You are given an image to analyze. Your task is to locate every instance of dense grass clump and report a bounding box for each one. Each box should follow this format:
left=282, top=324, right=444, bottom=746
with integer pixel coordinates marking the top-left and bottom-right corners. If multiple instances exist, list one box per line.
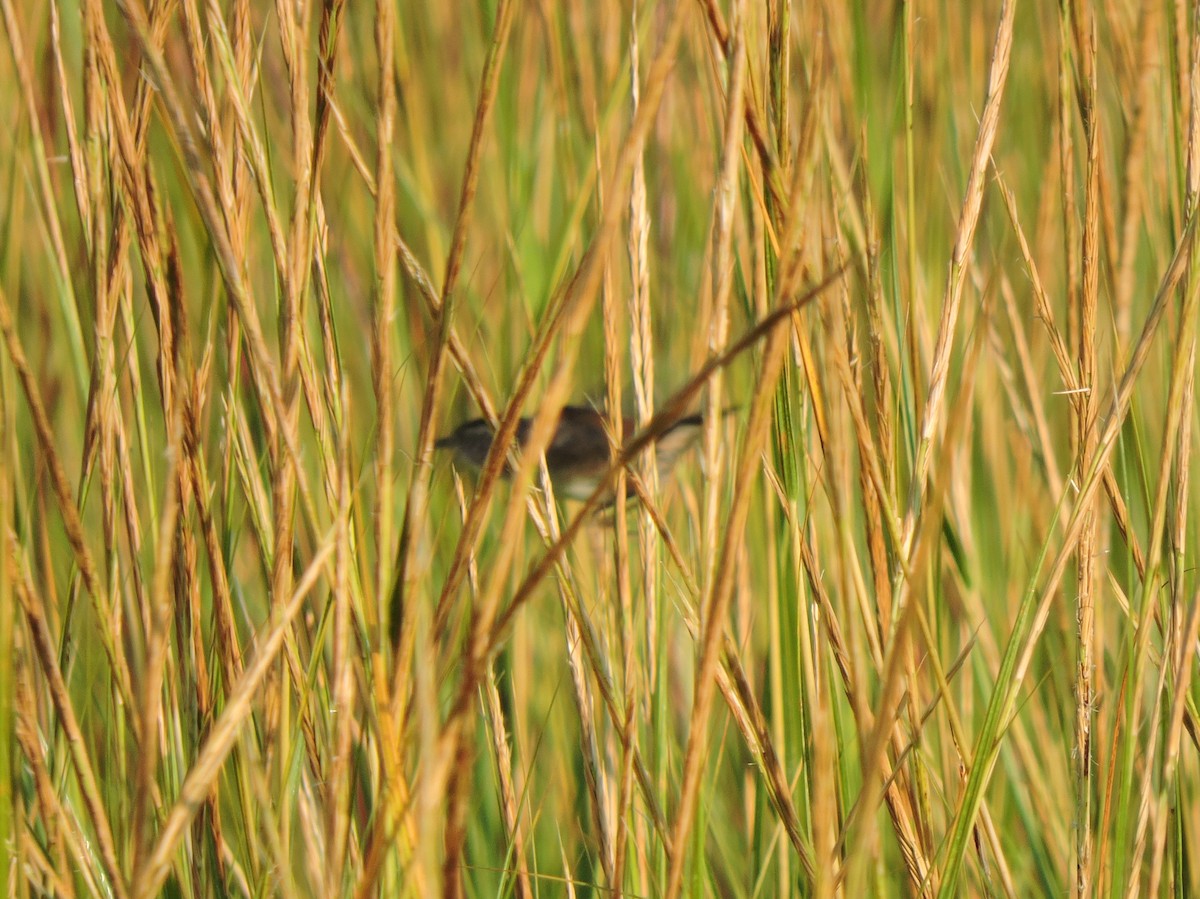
left=2, top=0, right=1199, bottom=895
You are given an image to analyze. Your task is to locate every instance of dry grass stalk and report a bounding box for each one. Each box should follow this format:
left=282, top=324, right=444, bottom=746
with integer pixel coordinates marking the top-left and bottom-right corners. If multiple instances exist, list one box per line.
left=6, top=1, right=1200, bottom=895
left=1067, top=8, right=1101, bottom=894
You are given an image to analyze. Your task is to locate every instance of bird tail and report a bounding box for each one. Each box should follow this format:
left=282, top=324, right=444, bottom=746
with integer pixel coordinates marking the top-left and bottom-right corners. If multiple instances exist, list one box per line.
left=652, top=406, right=738, bottom=476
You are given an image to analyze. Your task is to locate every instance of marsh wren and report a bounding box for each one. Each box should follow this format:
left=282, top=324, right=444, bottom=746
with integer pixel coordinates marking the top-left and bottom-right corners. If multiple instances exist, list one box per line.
left=435, top=404, right=712, bottom=501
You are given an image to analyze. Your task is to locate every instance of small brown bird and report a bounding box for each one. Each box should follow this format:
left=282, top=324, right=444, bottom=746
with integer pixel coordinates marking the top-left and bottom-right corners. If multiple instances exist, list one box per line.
left=435, top=404, right=712, bottom=501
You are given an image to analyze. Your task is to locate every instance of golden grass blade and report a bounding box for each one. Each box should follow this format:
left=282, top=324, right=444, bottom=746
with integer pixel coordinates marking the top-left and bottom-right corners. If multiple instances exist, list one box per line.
left=132, top=533, right=337, bottom=899
left=8, top=535, right=129, bottom=899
